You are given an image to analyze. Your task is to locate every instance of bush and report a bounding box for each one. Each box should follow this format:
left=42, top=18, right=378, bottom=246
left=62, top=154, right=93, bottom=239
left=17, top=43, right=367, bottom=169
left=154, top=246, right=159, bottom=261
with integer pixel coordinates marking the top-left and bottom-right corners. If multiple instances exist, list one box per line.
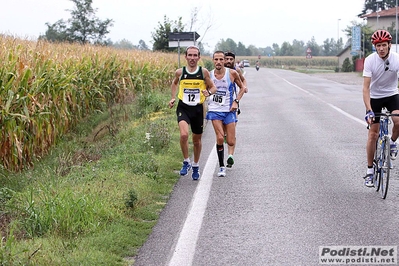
left=146, top=119, right=171, bottom=152
left=124, top=188, right=138, bottom=209
left=341, top=58, right=353, bottom=72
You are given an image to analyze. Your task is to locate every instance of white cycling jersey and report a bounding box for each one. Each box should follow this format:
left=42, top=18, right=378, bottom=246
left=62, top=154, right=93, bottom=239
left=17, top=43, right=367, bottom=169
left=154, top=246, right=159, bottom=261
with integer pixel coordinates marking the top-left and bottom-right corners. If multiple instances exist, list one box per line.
left=363, top=51, right=399, bottom=99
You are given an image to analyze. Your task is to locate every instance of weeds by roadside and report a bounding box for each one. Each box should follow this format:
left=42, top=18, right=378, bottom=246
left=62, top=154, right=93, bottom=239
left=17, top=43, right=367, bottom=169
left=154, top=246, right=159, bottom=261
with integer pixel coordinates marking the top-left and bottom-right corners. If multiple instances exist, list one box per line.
left=0, top=89, right=182, bottom=265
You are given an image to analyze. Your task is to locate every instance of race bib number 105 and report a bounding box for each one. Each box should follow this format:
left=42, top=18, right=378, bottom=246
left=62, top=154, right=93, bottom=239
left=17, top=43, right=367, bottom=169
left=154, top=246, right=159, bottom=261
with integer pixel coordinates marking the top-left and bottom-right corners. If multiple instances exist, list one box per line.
left=211, top=91, right=226, bottom=105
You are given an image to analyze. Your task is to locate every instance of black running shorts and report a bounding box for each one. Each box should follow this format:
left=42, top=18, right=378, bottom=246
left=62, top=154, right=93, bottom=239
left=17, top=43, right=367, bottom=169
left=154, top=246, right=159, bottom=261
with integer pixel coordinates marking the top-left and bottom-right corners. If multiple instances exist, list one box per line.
left=176, top=100, right=204, bottom=134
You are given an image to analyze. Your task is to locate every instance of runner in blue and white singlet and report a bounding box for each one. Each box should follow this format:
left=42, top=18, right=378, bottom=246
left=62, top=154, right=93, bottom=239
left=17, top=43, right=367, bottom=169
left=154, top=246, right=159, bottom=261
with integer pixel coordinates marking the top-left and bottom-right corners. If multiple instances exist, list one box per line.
left=207, top=68, right=236, bottom=114
left=206, top=51, right=246, bottom=177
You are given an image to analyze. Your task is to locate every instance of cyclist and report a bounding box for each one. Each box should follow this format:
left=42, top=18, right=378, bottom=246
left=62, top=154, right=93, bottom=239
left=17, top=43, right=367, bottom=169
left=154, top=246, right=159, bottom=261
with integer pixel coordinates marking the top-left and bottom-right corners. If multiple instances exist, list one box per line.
left=224, top=51, right=248, bottom=168
left=363, top=29, right=399, bottom=187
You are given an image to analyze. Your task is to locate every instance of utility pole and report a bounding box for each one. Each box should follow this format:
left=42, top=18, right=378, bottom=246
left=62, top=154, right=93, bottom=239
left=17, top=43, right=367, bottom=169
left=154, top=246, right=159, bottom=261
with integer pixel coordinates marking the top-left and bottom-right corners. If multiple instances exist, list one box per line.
left=377, top=0, right=383, bottom=27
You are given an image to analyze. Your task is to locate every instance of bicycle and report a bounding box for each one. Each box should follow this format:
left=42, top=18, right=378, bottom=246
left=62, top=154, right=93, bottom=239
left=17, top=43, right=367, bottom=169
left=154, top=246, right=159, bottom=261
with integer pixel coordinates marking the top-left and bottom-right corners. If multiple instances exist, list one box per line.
left=371, top=108, right=399, bottom=199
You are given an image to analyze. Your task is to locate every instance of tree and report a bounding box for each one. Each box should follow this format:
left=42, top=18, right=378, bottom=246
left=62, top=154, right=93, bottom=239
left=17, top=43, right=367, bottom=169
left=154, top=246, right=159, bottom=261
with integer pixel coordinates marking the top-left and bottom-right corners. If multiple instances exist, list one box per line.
left=215, top=38, right=237, bottom=53
left=263, top=46, right=274, bottom=56
left=236, top=42, right=247, bottom=56
left=280, top=42, right=293, bottom=56
left=40, top=0, right=113, bottom=44
left=113, top=39, right=135, bottom=50
left=306, top=37, right=320, bottom=56
left=272, top=43, right=280, bottom=56
left=291, top=39, right=306, bottom=56
left=321, top=38, right=343, bottom=56
left=322, top=38, right=334, bottom=56
left=112, top=39, right=150, bottom=51
left=138, top=40, right=150, bottom=50
left=42, top=19, right=69, bottom=42
left=187, top=6, right=215, bottom=53
left=152, top=15, right=184, bottom=52
left=247, top=45, right=260, bottom=56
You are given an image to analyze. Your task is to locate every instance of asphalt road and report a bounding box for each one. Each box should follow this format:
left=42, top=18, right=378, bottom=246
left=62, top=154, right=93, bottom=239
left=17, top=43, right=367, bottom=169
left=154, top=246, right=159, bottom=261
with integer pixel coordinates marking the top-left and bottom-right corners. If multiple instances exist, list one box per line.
left=133, top=68, right=399, bottom=266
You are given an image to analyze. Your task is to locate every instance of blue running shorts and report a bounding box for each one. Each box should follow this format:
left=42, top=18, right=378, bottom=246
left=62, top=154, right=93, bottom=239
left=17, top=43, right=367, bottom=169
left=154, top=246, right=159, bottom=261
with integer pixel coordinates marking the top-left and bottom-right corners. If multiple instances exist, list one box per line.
left=206, top=111, right=236, bottom=125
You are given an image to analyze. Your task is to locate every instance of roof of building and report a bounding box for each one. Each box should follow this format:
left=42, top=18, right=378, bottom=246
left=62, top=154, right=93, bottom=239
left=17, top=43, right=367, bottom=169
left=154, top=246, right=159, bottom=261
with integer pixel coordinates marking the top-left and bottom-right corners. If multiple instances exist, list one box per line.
left=337, top=46, right=350, bottom=57
left=361, top=6, right=399, bottom=18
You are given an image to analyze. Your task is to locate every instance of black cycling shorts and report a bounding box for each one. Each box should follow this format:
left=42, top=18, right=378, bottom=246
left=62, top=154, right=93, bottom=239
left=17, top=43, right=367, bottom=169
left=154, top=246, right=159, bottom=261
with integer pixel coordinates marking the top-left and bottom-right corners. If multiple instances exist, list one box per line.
left=371, top=94, right=399, bottom=122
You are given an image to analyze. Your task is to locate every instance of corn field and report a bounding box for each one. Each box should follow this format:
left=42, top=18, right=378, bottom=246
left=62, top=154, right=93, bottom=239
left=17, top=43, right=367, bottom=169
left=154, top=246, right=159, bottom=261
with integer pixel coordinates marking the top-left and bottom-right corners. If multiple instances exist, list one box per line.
left=0, top=35, right=177, bottom=171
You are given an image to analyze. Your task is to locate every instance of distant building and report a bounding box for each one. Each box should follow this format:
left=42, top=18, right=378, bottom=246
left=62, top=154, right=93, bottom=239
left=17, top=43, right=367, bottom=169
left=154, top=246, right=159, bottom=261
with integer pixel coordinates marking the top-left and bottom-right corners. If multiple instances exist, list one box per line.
left=337, top=7, right=399, bottom=71
left=360, top=7, right=399, bottom=30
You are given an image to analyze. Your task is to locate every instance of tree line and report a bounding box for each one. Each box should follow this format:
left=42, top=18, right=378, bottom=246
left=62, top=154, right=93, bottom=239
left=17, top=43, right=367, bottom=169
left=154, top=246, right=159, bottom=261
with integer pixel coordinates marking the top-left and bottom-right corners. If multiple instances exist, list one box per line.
left=38, top=0, right=398, bottom=57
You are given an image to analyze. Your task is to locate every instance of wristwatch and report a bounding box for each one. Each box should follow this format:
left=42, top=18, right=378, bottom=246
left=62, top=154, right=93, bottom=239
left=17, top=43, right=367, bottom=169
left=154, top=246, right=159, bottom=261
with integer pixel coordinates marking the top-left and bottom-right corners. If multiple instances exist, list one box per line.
left=234, top=99, right=239, bottom=104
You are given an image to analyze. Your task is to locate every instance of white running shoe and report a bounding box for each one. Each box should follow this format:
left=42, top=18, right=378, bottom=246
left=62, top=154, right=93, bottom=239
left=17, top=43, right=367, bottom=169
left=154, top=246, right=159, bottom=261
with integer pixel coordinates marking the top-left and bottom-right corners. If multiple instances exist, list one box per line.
left=390, top=142, right=398, bottom=160
left=364, top=174, right=374, bottom=187
left=217, top=167, right=226, bottom=177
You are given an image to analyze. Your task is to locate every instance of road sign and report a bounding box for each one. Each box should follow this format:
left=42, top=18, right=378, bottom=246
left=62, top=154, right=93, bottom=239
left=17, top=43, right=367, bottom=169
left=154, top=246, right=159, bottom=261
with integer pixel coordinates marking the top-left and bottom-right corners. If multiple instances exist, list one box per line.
left=168, top=32, right=200, bottom=48
left=168, top=32, right=200, bottom=41
left=306, top=47, right=312, bottom=59
left=352, top=26, right=361, bottom=51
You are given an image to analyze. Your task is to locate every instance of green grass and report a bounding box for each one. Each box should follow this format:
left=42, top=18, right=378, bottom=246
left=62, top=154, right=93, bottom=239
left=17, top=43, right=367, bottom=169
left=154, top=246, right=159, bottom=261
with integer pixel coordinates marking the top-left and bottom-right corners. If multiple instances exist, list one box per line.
left=0, top=90, right=183, bottom=265
left=295, top=68, right=335, bottom=74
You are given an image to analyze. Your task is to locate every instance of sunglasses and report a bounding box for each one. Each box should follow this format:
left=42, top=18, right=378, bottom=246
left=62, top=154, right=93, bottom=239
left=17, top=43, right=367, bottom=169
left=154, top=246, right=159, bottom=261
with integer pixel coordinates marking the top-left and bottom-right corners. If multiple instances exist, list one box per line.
left=385, top=59, right=390, bottom=71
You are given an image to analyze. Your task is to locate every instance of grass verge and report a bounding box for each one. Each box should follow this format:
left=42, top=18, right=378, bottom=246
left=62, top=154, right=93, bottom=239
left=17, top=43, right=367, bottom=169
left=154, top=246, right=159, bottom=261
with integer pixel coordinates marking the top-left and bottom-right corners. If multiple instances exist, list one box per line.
left=0, top=90, right=182, bottom=265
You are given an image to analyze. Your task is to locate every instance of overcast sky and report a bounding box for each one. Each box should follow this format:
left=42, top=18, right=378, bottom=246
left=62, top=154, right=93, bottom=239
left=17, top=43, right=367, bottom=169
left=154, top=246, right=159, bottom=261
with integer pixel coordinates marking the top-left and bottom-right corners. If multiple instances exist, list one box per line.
left=1, top=0, right=365, bottom=51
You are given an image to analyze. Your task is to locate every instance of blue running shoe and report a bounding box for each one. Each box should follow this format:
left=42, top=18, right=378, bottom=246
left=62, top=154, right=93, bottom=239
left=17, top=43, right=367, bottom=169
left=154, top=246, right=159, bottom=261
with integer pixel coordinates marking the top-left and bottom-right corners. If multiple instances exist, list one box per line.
left=180, top=161, right=191, bottom=176
left=192, top=166, right=200, bottom=180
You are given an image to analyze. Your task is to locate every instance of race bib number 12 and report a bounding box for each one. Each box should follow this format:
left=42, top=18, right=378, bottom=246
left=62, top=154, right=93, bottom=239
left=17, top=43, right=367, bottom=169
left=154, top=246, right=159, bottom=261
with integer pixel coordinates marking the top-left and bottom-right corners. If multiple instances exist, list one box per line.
left=183, top=88, right=200, bottom=105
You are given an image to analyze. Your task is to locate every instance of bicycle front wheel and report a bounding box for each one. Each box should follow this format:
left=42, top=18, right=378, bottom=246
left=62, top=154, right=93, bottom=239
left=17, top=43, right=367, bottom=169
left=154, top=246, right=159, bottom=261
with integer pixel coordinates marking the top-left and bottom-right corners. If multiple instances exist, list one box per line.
left=380, top=136, right=391, bottom=199
left=374, top=139, right=381, bottom=191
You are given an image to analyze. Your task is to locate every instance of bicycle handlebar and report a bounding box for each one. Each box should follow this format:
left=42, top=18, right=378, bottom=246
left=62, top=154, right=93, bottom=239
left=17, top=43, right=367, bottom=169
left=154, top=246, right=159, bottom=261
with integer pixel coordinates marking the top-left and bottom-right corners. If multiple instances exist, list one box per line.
left=366, top=112, right=399, bottom=129
left=372, top=112, right=399, bottom=117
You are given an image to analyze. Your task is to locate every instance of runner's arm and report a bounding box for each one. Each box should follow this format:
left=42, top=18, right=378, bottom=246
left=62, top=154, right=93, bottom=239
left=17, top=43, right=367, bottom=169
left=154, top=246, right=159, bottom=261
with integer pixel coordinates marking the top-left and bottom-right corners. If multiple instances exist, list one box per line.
left=202, top=68, right=217, bottom=96
left=169, top=69, right=181, bottom=108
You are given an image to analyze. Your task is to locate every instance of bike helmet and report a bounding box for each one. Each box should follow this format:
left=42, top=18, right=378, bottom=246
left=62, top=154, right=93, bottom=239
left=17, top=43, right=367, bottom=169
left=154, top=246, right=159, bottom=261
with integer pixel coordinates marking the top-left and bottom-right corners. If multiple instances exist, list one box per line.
left=371, top=30, right=392, bottom=45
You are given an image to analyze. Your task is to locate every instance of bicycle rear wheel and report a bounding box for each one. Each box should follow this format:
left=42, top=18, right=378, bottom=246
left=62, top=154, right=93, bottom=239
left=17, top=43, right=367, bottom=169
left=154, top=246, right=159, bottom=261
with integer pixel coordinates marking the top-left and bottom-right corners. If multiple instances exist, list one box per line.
left=380, top=136, right=390, bottom=199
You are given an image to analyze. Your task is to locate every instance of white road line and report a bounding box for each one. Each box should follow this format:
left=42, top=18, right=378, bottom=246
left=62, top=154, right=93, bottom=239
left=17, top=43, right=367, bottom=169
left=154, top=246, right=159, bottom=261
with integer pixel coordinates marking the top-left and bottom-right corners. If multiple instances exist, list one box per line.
left=168, top=148, right=218, bottom=266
